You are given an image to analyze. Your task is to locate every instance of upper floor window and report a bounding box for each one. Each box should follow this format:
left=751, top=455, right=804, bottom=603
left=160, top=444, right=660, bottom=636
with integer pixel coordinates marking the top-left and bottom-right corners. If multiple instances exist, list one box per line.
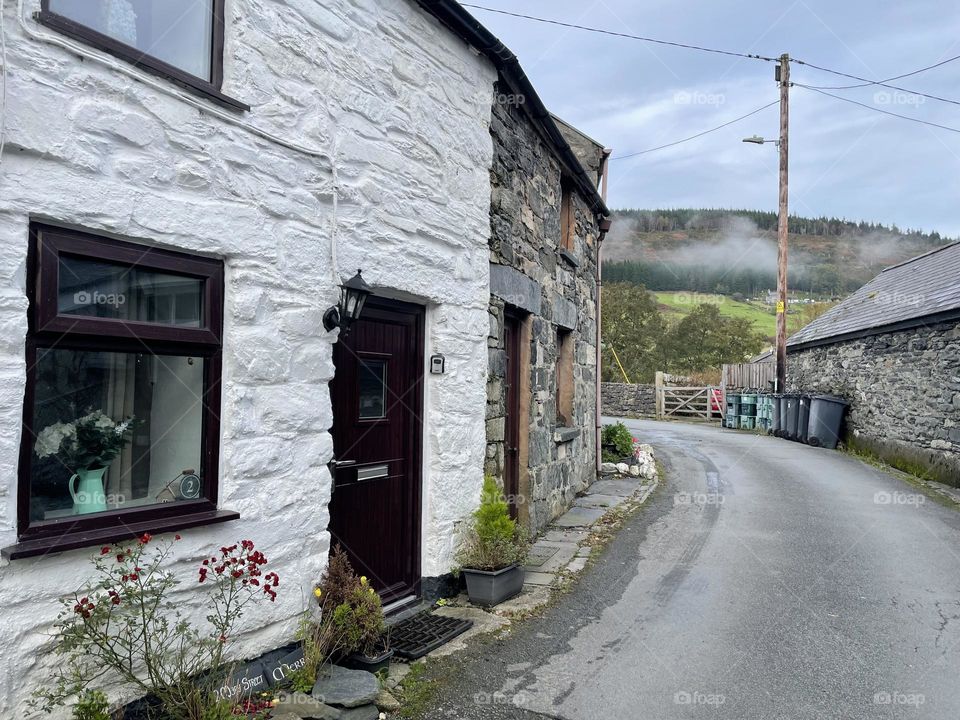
left=5, top=224, right=233, bottom=560
left=38, top=1, right=246, bottom=109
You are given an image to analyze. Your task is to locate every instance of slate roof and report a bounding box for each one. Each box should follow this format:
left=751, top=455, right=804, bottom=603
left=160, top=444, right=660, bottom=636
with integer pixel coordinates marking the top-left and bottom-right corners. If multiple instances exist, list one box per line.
left=787, top=241, right=960, bottom=349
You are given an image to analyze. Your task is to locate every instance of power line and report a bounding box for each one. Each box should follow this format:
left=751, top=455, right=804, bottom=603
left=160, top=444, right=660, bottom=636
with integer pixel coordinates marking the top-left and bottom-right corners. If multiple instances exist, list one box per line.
left=799, top=53, right=960, bottom=90
left=794, top=84, right=960, bottom=133
left=613, top=100, right=780, bottom=159
left=460, top=4, right=778, bottom=62
left=794, top=58, right=960, bottom=106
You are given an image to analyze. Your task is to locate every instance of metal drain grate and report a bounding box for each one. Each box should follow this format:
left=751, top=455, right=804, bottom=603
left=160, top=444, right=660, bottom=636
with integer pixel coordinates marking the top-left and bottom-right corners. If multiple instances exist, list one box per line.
left=389, top=612, right=473, bottom=660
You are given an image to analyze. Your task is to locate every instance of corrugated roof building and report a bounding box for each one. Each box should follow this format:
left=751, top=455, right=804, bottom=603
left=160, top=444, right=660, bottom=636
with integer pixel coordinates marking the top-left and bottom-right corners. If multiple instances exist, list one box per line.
left=787, top=242, right=960, bottom=484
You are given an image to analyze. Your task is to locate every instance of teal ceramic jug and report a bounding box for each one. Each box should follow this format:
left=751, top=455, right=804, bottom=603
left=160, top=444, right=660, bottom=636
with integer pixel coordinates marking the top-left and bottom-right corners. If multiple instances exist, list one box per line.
left=69, top=467, right=109, bottom=515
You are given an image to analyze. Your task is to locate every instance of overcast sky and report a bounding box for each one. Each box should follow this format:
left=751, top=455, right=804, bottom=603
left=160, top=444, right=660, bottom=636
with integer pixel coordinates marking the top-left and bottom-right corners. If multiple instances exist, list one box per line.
left=465, top=1, right=960, bottom=237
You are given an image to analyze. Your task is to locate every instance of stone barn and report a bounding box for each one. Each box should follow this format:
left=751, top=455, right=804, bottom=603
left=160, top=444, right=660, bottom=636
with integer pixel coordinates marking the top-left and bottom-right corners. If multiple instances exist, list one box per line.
left=788, top=242, right=960, bottom=484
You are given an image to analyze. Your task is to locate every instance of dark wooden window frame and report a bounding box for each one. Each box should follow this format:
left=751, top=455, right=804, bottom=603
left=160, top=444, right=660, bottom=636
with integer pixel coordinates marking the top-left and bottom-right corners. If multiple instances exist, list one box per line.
left=36, top=0, right=249, bottom=111
left=4, top=223, right=236, bottom=561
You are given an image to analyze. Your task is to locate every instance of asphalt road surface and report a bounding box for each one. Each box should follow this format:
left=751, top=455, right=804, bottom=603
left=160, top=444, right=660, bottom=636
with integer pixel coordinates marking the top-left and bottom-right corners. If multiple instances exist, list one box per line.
left=422, top=419, right=960, bottom=720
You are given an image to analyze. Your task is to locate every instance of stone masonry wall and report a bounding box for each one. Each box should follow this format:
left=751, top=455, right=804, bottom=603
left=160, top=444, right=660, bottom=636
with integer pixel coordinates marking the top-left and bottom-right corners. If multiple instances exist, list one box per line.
left=788, top=320, right=960, bottom=484
left=0, top=0, right=495, bottom=712
left=484, top=77, right=600, bottom=534
left=601, top=383, right=657, bottom=418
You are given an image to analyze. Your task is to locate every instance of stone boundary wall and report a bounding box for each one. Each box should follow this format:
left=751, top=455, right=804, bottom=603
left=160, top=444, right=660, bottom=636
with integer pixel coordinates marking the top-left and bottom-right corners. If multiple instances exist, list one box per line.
left=788, top=319, right=960, bottom=485
left=602, top=383, right=656, bottom=418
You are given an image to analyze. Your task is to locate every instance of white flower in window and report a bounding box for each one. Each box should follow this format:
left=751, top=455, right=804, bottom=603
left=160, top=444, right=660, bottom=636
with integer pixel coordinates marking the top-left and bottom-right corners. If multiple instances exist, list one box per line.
left=35, top=421, right=77, bottom=458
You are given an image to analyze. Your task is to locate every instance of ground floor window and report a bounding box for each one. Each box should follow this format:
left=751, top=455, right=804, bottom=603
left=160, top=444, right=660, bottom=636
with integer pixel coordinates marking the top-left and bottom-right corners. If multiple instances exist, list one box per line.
left=8, top=224, right=230, bottom=559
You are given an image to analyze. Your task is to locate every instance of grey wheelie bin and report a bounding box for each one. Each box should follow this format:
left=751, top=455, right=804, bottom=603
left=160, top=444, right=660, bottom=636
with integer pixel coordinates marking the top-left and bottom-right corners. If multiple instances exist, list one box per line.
left=797, top=395, right=811, bottom=444
left=806, top=395, right=849, bottom=449
left=771, top=394, right=783, bottom=437
left=783, top=393, right=800, bottom=441
left=777, top=394, right=788, bottom=437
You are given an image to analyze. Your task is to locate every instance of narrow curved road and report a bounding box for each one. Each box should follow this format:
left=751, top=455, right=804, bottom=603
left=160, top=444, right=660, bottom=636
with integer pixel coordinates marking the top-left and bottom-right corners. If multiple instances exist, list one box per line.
left=424, top=419, right=960, bottom=720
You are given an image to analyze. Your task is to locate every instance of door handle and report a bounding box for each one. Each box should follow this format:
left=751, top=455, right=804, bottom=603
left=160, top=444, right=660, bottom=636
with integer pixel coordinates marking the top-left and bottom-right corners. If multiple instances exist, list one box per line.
left=333, top=460, right=356, bottom=467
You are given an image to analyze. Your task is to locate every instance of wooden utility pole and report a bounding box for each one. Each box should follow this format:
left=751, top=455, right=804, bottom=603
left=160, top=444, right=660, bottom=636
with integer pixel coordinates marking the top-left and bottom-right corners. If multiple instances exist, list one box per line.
left=775, top=54, right=790, bottom=393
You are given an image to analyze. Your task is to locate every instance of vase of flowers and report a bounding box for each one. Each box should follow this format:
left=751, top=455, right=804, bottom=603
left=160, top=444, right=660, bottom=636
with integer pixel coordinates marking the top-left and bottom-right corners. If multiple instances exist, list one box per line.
left=34, top=410, right=138, bottom=515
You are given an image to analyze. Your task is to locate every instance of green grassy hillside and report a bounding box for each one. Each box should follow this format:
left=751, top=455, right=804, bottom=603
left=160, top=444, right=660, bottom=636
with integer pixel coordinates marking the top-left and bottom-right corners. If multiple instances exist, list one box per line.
left=654, top=292, right=814, bottom=340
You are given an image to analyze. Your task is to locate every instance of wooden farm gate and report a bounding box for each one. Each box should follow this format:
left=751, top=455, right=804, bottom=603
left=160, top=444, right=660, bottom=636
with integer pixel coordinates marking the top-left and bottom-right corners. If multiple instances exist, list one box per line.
left=655, top=372, right=722, bottom=421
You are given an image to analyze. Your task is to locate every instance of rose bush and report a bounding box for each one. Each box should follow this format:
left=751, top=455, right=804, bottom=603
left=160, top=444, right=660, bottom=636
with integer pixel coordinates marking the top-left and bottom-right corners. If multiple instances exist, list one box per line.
left=31, top=534, right=280, bottom=720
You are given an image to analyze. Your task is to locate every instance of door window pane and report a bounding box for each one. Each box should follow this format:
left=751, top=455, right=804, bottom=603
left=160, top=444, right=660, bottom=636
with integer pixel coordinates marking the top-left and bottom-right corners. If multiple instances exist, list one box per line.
left=30, top=349, right=205, bottom=521
left=358, top=360, right=387, bottom=419
left=48, top=0, right=214, bottom=80
left=58, top=255, right=203, bottom=327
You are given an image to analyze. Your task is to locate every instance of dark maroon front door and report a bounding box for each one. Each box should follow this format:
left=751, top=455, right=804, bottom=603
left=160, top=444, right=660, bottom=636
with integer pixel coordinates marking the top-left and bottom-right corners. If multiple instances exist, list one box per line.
left=329, top=298, right=424, bottom=604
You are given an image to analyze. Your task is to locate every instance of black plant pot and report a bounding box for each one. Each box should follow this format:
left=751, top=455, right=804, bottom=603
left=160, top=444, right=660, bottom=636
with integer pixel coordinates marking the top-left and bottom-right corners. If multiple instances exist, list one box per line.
left=339, top=646, right=394, bottom=675
left=462, top=564, right=525, bottom=607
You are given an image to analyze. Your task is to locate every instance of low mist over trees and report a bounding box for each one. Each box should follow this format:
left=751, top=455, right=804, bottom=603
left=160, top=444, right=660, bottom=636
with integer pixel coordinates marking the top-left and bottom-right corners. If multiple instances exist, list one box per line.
left=614, top=208, right=948, bottom=241
left=603, top=208, right=953, bottom=298
left=601, top=283, right=766, bottom=383
left=604, top=259, right=847, bottom=296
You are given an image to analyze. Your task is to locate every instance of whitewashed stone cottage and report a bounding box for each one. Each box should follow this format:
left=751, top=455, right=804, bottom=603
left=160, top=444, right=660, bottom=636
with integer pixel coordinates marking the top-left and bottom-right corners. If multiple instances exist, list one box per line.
left=0, top=0, right=608, bottom=712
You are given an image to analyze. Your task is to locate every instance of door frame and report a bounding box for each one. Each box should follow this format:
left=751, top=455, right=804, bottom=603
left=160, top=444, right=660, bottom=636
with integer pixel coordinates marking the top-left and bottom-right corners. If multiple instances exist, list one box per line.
left=330, top=295, right=425, bottom=602
left=503, top=309, right=522, bottom=519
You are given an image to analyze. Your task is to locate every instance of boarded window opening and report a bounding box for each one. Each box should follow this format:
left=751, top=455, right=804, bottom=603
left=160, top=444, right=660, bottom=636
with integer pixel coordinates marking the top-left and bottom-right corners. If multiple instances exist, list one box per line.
left=556, top=329, right=574, bottom=427
left=560, top=185, right=575, bottom=251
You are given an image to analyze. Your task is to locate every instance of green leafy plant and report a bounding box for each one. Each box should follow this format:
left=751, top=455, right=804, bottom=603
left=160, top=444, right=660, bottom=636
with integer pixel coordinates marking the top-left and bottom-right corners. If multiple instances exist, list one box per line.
left=72, top=690, right=110, bottom=720
left=30, top=535, right=280, bottom=720
left=455, top=476, right=527, bottom=571
left=601, top=422, right=634, bottom=458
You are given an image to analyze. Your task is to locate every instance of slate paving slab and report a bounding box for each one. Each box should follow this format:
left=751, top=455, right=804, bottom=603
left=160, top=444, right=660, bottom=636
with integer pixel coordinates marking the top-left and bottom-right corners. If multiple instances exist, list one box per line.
left=525, top=544, right=559, bottom=567
left=573, top=493, right=628, bottom=509
left=271, top=692, right=342, bottom=719
left=525, top=541, right=578, bottom=573
left=587, top=478, right=643, bottom=497
left=312, top=666, right=379, bottom=708
left=541, top=528, right=588, bottom=543
left=523, top=571, right=558, bottom=586
left=551, top=505, right=606, bottom=527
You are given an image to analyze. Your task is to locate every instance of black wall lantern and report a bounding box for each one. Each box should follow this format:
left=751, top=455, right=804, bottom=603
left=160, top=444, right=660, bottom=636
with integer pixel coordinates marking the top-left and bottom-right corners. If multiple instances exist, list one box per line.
left=323, top=269, right=372, bottom=335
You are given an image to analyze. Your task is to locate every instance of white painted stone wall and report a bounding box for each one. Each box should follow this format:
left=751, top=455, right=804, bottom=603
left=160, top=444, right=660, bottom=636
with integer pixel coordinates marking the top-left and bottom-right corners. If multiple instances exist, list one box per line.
left=0, top=0, right=495, bottom=713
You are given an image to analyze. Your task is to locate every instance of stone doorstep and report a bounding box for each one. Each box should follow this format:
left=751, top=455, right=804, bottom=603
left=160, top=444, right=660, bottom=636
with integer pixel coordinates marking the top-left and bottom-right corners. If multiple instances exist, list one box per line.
left=427, top=606, right=510, bottom=657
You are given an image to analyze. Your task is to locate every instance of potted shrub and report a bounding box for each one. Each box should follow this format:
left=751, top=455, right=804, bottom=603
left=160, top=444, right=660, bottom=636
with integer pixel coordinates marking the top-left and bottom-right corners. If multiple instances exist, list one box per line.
left=456, top=476, right=527, bottom=607
left=309, top=547, right=393, bottom=675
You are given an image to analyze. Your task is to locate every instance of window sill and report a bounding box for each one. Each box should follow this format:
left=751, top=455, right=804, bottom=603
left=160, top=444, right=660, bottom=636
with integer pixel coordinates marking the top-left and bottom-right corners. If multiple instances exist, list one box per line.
left=35, top=10, right=250, bottom=112
left=2, top=509, right=240, bottom=561
left=558, top=249, right=581, bottom=268
left=554, top=426, right=580, bottom=444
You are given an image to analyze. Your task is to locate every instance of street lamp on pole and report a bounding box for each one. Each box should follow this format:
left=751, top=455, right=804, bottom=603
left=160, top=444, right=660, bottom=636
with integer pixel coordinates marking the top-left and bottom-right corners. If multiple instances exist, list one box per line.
left=743, top=53, right=790, bottom=393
